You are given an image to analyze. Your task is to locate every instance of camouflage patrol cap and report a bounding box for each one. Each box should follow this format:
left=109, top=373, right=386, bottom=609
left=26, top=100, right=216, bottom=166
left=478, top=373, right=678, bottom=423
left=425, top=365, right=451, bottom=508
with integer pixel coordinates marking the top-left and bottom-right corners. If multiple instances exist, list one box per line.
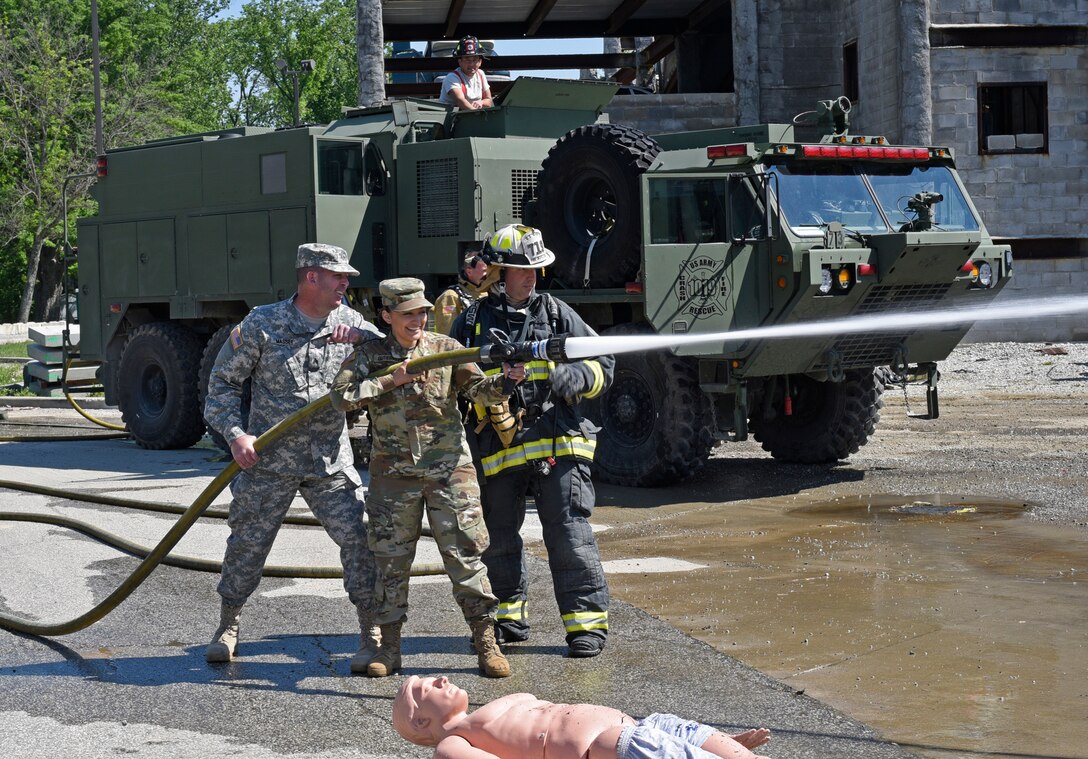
left=296, top=243, right=360, bottom=276
left=380, top=277, right=433, bottom=313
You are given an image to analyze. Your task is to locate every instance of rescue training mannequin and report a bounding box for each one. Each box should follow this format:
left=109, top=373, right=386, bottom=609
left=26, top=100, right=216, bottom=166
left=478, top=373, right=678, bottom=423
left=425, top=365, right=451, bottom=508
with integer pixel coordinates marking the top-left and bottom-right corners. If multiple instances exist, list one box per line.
left=392, top=674, right=773, bottom=759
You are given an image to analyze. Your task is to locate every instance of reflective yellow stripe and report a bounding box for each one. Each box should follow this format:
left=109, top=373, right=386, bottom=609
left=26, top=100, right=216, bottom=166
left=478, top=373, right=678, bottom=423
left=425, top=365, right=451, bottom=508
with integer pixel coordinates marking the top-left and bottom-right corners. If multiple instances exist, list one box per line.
left=483, top=361, right=550, bottom=383
left=496, top=599, right=527, bottom=622
left=481, top=436, right=597, bottom=477
left=582, top=360, right=606, bottom=399
left=561, top=610, right=608, bottom=633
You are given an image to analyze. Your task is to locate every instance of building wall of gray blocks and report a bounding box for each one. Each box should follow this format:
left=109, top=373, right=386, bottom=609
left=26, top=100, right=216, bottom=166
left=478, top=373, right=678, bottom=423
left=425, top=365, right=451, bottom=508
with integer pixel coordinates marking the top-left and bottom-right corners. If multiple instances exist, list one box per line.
left=930, top=45, right=1088, bottom=241
left=933, top=0, right=1088, bottom=26
left=606, top=93, right=736, bottom=135
left=844, top=0, right=904, bottom=143
left=964, top=258, right=1088, bottom=343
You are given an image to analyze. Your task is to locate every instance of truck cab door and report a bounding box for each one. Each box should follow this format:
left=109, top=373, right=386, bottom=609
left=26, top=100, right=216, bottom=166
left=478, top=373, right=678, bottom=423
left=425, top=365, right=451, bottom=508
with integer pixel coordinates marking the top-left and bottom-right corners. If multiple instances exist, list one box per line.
left=641, top=173, right=773, bottom=349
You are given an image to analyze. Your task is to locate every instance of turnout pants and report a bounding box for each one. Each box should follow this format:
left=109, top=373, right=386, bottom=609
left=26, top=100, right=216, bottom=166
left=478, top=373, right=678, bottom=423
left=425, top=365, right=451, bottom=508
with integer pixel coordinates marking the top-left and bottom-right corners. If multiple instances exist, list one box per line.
left=218, top=468, right=377, bottom=614
left=480, top=457, right=609, bottom=642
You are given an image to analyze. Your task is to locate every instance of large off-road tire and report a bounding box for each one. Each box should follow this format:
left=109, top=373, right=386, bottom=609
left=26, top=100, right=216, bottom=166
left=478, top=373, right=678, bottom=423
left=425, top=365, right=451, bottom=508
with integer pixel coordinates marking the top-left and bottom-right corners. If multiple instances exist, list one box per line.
left=198, top=323, right=251, bottom=453
left=584, top=323, right=714, bottom=487
left=118, top=322, right=205, bottom=449
left=750, top=368, right=886, bottom=464
left=536, top=124, right=660, bottom=288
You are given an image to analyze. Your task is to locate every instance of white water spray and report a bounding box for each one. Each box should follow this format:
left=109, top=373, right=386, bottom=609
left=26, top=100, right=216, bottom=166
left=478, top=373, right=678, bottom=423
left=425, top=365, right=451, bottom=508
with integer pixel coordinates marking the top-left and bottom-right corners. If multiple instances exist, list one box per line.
left=562, top=295, right=1088, bottom=360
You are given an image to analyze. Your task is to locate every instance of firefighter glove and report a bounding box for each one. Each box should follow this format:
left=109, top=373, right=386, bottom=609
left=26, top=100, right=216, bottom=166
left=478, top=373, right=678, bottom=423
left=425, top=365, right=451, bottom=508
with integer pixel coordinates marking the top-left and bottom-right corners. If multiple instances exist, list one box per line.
left=549, top=363, right=593, bottom=401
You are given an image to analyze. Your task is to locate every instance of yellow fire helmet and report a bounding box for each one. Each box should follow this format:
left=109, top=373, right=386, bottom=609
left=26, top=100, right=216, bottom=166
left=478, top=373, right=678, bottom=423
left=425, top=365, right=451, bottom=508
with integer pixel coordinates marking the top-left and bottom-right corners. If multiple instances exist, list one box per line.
left=483, top=224, right=556, bottom=269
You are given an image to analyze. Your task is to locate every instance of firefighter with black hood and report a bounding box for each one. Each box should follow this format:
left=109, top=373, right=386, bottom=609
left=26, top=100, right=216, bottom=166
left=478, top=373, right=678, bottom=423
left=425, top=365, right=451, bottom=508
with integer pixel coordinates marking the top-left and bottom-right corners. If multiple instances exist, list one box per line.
left=451, top=224, right=614, bottom=658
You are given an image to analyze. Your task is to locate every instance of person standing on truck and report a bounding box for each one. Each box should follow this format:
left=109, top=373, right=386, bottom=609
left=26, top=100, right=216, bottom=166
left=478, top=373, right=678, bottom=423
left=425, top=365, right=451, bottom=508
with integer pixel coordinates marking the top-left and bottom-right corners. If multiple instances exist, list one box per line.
left=330, top=277, right=523, bottom=679
left=433, top=246, right=493, bottom=335
left=203, top=243, right=382, bottom=673
left=451, top=224, right=615, bottom=658
left=438, top=36, right=493, bottom=110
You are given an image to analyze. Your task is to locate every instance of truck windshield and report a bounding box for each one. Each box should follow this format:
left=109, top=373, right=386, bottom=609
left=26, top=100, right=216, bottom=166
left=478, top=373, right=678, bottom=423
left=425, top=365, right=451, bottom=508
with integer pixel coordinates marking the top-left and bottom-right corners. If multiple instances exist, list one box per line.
left=769, top=163, right=979, bottom=236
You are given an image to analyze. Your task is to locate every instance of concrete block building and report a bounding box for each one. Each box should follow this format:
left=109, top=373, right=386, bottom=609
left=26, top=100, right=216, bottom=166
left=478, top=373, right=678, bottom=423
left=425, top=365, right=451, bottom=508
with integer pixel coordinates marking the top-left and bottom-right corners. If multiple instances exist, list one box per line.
left=612, top=0, right=1088, bottom=341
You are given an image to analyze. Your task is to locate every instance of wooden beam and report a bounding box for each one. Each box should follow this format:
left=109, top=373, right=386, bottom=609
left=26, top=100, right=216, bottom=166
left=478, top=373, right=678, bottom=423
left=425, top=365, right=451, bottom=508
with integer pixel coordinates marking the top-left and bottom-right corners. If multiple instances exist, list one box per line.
left=443, top=0, right=467, bottom=39
left=524, top=0, right=560, bottom=36
left=605, top=0, right=651, bottom=36
left=384, top=52, right=637, bottom=73
left=639, top=35, right=675, bottom=68
left=385, top=18, right=688, bottom=41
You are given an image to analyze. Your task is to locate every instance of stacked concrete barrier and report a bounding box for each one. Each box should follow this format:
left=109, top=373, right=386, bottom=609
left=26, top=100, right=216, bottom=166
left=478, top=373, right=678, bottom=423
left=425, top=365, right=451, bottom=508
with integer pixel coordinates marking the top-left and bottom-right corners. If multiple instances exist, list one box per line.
left=23, top=325, right=100, bottom=396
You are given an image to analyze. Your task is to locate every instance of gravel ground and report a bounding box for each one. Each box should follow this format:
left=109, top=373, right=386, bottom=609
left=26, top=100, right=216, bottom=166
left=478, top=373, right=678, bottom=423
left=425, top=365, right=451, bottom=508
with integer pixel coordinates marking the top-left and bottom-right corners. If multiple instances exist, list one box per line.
left=931, top=340, right=1088, bottom=394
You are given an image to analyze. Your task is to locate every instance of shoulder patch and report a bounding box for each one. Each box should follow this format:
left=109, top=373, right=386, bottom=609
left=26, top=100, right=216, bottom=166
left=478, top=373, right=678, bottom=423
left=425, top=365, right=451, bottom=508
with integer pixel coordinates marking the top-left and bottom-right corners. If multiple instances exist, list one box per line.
left=229, top=326, right=243, bottom=350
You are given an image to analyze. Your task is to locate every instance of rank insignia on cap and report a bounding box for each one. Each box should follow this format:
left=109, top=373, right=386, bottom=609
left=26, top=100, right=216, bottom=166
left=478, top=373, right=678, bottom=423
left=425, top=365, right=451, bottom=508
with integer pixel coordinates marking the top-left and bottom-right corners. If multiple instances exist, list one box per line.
left=229, top=326, right=243, bottom=350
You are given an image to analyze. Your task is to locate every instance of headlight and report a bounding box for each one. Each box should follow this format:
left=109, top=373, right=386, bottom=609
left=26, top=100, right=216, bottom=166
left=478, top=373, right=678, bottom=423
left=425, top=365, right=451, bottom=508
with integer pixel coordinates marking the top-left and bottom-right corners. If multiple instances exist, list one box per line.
left=818, top=268, right=833, bottom=294
left=978, top=261, right=993, bottom=287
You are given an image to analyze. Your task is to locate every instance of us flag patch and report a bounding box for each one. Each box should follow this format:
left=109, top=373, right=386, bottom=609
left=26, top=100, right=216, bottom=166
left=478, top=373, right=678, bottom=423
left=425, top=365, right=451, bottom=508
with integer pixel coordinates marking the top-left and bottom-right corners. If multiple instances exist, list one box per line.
left=229, top=326, right=243, bottom=350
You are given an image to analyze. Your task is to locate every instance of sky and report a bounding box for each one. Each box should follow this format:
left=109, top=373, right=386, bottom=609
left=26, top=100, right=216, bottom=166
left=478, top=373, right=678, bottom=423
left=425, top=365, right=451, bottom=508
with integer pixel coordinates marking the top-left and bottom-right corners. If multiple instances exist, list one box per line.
left=221, top=0, right=599, bottom=80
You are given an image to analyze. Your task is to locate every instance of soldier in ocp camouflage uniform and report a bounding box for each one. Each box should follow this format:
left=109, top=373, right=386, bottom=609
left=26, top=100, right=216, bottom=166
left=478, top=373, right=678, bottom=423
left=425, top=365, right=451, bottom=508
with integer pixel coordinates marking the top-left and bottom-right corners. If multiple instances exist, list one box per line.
left=203, top=243, right=382, bottom=673
left=331, top=277, right=523, bottom=679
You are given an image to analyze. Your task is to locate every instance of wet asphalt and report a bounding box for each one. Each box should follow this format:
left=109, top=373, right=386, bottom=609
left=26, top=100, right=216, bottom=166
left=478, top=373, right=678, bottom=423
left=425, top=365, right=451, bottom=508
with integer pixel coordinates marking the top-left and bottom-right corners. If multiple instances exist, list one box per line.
left=0, top=407, right=917, bottom=759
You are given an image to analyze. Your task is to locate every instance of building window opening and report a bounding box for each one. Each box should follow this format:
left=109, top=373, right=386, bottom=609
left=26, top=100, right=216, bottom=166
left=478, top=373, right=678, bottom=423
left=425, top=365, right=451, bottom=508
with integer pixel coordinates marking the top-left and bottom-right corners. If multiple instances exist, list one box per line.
left=978, top=83, right=1047, bottom=154
left=842, top=40, right=859, bottom=104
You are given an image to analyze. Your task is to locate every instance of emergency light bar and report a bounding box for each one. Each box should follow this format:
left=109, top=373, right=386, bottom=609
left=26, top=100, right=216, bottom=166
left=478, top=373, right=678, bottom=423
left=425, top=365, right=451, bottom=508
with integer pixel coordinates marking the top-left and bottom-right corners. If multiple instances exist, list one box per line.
left=800, top=145, right=930, bottom=160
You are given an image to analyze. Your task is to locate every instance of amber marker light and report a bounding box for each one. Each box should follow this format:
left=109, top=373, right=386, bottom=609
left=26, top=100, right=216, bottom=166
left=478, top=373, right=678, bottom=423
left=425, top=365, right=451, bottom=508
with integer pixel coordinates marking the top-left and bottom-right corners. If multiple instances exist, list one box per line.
left=837, top=267, right=852, bottom=289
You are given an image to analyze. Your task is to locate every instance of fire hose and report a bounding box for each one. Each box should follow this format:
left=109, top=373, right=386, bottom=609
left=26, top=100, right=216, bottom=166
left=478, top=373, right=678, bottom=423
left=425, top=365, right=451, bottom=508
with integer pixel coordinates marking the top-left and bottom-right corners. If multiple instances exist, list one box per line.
left=0, top=340, right=565, bottom=637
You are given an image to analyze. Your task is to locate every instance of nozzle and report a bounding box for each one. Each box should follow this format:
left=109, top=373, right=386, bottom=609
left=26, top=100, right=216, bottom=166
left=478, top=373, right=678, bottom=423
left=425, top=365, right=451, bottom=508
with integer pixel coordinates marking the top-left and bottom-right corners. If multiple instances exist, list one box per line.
left=479, top=329, right=568, bottom=364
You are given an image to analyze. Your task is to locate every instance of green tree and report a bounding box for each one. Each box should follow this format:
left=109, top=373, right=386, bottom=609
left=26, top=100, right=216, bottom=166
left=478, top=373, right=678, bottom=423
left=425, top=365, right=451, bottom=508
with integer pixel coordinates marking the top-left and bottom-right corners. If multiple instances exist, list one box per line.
left=220, top=0, right=357, bottom=128
left=0, top=0, right=229, bottom=323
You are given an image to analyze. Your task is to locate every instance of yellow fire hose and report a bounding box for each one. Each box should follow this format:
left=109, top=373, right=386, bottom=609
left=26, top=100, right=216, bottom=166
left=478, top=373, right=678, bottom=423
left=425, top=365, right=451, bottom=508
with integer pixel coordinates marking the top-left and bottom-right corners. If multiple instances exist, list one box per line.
left=63, top=358, right=127, bottom=432
left=0, top=346, right=483, bottom=637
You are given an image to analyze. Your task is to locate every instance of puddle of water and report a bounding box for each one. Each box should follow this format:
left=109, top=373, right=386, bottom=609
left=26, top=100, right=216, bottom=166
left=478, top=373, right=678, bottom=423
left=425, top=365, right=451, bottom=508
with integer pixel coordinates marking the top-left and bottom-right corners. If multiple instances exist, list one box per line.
left=595, top=494, right=1088, bottom=759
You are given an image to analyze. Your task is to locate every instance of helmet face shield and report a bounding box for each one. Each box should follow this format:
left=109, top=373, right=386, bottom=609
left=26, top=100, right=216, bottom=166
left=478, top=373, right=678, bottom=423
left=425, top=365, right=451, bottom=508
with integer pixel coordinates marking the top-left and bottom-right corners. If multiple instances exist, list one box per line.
left=484, top=224, right=556, bottom=269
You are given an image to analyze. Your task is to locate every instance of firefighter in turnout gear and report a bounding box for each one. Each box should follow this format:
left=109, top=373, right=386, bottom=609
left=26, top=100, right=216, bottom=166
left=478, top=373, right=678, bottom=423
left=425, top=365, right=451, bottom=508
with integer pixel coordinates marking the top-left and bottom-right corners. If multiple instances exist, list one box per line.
left=451, top=224, right=614, bottom=658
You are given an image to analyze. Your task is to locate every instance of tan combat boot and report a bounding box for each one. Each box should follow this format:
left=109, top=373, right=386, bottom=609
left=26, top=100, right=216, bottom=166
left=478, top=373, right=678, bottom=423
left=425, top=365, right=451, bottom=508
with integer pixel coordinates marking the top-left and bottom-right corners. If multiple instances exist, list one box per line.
left=350, top=609, right=381, bottom=674
left=206, top=602, right=243, bottom=663
left=366, top=622, right=402, bottom=677
left=471, top=619, right=511, bottom=678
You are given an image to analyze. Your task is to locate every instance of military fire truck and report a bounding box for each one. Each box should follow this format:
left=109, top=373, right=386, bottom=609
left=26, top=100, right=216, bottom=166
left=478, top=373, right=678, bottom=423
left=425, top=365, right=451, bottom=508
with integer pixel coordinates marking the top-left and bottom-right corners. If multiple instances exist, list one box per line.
left=76, top=78, right=1011, bottom=485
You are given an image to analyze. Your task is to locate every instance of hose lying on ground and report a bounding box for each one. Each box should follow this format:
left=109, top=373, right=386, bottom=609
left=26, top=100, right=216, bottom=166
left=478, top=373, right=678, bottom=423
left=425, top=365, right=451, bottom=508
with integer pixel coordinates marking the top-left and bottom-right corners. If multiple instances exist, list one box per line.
left=0, top=346, right=484, bottom=637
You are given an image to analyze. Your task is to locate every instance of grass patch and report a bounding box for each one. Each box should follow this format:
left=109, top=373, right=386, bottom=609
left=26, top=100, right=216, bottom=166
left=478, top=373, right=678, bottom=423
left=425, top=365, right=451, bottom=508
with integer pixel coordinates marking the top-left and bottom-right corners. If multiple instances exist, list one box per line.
left=0, top=340, right=30, bottom=358
left=0, top=341, right=31, bottom=394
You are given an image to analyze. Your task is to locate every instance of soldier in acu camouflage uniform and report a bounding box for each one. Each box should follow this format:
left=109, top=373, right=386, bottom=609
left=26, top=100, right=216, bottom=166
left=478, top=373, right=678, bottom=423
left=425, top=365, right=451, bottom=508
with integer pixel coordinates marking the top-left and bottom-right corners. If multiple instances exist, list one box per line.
left=203, top=243, right=382, bottom=673
left=331, top=277, right=523, bottom=679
